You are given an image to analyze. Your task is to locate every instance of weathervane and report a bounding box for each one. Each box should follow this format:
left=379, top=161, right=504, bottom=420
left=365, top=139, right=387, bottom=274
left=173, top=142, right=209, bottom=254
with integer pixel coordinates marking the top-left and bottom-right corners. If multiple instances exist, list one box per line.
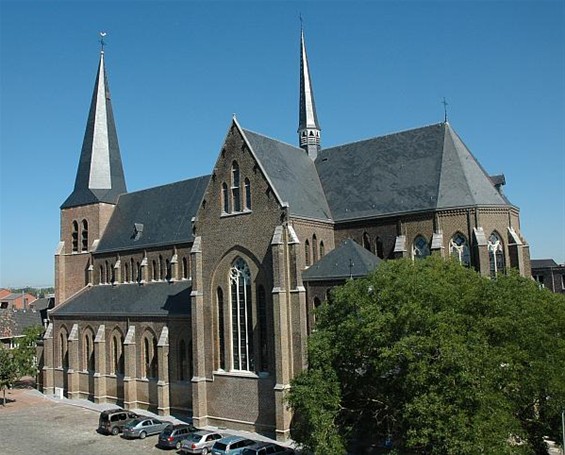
left=442, top=97, right=449, bottom=123
left=100, top=32, right=107, bottom=52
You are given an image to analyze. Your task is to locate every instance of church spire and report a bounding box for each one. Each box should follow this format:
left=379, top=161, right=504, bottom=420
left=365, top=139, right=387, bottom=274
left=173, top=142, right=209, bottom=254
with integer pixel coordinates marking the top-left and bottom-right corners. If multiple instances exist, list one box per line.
left=61, top=42, right=127, bottom=209
left=298, top=25, right=321, bottom=161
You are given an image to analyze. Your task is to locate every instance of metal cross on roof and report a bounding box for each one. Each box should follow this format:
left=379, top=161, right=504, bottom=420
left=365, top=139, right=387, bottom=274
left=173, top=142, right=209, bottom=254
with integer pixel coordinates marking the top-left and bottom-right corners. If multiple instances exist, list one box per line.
left=442, top=97, right=449, bottom=123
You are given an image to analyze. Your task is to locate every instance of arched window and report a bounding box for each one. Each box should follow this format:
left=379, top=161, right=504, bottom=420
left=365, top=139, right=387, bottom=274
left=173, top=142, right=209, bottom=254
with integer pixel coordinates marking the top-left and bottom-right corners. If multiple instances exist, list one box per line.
left=244, top=178, right=251, bottom=210
left=231, top=161, right=241, bottom=212
left=312, top=234, right=318, bottom=263
left=217, top=287, right=225, bottom=370
left=257, top=285, right=268, bottom=372
left=222, top=182, right=229, bottom=213
left=99, top=265, right=104, bottom=284
left=376, top=236, right=384, bottom=259
left=450, top=233, right=471, bottom=267
left=166, top=259, right=171, bottom=281
left=412, top=236, right=430, bottom=259
left=159, top=255, right=164, bottom=280
left=81, top=219, right=88, bottom=252
left=82, top=329, right=95, bottom=371
left=319, top=241, right=325, bottom=258
left=136, top=261, right=141, bottom=282
left=363, top=232, right=372, bottom=252
left=488, top=232, right=505, bottom=278
left=105, top=261, right=111, bottom=284
left=124, top=262, right=130, bottom=283
left=59, top=328, right=69, bottom=369
left=305, top=240, right=311, bottom=266
left=72, top=221, right=79, bottom=252
left=230, top=258, right=253, bottom=371
left=152, top=260, right=157, bottom=281
left=110, top=263, right=115, bottom=284
left=111, top=332, right=124, bottom=375
left=182, top=257, right=189, bottom=280
left=142, top=333, right=157, bottom=378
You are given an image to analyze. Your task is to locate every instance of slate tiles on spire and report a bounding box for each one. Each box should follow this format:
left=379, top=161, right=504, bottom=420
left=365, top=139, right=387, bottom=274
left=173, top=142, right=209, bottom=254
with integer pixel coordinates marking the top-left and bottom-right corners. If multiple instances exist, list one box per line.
left=61, top=51, right=127, bottom=209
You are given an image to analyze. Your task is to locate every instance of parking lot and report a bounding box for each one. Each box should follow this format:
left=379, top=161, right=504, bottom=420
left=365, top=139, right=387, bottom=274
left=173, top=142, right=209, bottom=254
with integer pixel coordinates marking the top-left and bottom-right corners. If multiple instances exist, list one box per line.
left=0, top=386, right=181, bottom=455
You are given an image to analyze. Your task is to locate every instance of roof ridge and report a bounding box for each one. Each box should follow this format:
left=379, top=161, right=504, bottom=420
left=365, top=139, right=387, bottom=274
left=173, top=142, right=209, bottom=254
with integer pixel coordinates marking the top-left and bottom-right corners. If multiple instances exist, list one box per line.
left=242, top=127, right=304, bottom=152
left=321, top=122, right=445, bottom=152
left=121, top=174, right=211, bottom=198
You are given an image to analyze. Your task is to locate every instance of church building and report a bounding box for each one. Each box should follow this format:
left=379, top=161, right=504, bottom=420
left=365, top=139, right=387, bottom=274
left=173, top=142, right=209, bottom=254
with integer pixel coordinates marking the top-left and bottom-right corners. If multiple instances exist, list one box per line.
left=38, top=30, right=530, bottom=441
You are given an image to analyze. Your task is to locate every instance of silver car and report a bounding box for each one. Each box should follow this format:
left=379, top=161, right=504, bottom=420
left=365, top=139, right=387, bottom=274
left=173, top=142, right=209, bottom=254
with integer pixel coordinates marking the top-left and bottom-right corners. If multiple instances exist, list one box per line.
left=181, top=430, right=224, bottom=454
left=122, top=417, right=171, bottom=439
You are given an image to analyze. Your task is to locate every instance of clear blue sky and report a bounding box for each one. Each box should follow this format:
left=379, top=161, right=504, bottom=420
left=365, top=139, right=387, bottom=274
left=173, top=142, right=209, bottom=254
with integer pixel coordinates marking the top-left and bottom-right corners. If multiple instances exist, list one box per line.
left=1, top=0, right=564, bottom=288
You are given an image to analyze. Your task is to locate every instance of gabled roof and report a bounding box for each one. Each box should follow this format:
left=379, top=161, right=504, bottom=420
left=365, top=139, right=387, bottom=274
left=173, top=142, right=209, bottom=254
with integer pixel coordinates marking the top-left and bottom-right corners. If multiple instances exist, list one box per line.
left=302, top=238, right=382, bottom=282
left=0, top=309, right=44, bottom=339
left=62, top=51, right=127, bottom=209
left=531, top=259, right=560, bottom=269
left=316, top=123, right=512, bottom=221
left=242, top=128, right=332, bottom=221
left=50, top=281, right=191, bottom=318
left=96, top=175, right=209, bottom=253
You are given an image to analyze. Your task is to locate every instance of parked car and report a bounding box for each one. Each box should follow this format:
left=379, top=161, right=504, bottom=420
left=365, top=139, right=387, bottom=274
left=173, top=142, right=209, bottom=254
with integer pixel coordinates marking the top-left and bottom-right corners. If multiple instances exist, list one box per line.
left=157, top=423, right=198, bottom=449
left=122, top=417, right=171, bottom=439
left=180, top=430, right=224, bottom=454
left=241, top=442, right=295, bottom=455
left=98, top=408, right=139, bottom=435
left=211, top=435, right=256, bottom=454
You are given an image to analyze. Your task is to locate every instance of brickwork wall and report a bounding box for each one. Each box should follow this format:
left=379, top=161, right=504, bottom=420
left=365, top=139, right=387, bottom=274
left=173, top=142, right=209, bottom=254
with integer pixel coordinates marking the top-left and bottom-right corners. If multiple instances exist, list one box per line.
left=195, top=124, right=295, bottom=433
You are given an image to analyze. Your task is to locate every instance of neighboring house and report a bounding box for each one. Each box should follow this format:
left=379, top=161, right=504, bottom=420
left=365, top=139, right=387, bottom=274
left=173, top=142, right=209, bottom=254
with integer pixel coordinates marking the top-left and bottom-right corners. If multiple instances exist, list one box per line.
left=531, top=259, right=565, bottom=294
left=0, top=291, right=37, bottom=310
left=0, top=308, right=44, bottom=349
left=38, top=29, right=530, bottom=442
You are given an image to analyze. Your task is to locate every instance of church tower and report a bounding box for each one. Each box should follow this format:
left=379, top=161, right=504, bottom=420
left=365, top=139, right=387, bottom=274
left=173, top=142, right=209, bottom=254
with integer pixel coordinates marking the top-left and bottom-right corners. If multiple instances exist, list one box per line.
left=298, top=27, right=321, bottom=160
left=55, top=46, right=127, bottom=305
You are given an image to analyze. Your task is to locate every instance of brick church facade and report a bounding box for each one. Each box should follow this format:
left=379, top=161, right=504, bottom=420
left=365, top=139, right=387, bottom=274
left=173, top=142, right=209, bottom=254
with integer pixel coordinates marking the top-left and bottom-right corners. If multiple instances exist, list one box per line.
left=38, top=30, right=530, bottom=441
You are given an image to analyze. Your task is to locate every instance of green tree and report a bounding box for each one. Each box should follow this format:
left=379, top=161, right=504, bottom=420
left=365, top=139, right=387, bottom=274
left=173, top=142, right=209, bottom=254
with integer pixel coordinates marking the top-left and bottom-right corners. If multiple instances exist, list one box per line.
left=288, top=257, right=565, bottom=455
left=13, top=325, right=44, bottom=377
left=0, top=348, right=19, bottom=406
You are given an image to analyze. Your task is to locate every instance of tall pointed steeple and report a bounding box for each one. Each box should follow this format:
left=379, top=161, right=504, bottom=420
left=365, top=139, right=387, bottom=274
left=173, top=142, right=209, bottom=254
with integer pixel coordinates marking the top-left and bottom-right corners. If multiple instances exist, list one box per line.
left=298, top=26, right=321, bottom=161
left=61, top=48, right=127, bottom=209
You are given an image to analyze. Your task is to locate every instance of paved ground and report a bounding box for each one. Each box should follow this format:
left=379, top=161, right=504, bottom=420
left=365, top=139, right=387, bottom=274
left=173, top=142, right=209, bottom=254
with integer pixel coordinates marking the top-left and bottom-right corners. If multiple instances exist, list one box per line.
left=1, top=383, right=562, bottom=455
left=0, top=382, right=282, bottom=455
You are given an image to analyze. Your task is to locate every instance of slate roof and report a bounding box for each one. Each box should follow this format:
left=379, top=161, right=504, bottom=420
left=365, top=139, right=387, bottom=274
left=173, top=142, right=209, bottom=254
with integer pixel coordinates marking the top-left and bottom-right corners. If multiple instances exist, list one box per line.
left=302, top=238, right=382, bottom=282
left=62, top=52, right=127, bottom=209
left=316, top=123, right=512, bottom=221
left=51, top=280, right=191, bottom=318
left=0, top=309, right=44, bottom=339
left=96, top=175, right=209, bottom=253
left=531, top=259, right=560, bottom=269
left=242, top=128, right=332, bottom=221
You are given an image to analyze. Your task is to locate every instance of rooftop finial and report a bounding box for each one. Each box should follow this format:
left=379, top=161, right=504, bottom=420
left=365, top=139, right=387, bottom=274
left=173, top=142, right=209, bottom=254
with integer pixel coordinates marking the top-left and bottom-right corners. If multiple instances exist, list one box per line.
left=299, top=12, right=303, bottom=30
left=100, top=32, right=107, bottom=53
left=442, top=97, right=449, bottom=123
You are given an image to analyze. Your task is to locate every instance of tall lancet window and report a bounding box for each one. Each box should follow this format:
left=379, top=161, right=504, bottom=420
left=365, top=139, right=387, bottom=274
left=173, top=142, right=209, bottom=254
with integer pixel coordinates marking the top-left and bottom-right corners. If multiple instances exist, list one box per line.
left=81, top=219, right=89, bottom=252
left=413, top=236, right=430, bottom=259
left=244, top=178, right=251, bottom=210
left=450, top=233, right=471, bottom=267
left=230, top=258, right=253, bottom=371
left=231, top=161, right=241, bottom=212
left=222, top=182, right=229, bottom=213
left=488, top=232, right=505, bottom=278
left=72, top=221, right=79, bottom=252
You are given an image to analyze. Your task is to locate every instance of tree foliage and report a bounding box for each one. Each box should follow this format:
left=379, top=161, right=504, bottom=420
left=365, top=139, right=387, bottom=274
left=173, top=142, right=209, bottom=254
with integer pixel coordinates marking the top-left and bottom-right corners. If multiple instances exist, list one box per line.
left=0, top=325, right=43, bottom=405
left=288, top=257, right=565, bottom=455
